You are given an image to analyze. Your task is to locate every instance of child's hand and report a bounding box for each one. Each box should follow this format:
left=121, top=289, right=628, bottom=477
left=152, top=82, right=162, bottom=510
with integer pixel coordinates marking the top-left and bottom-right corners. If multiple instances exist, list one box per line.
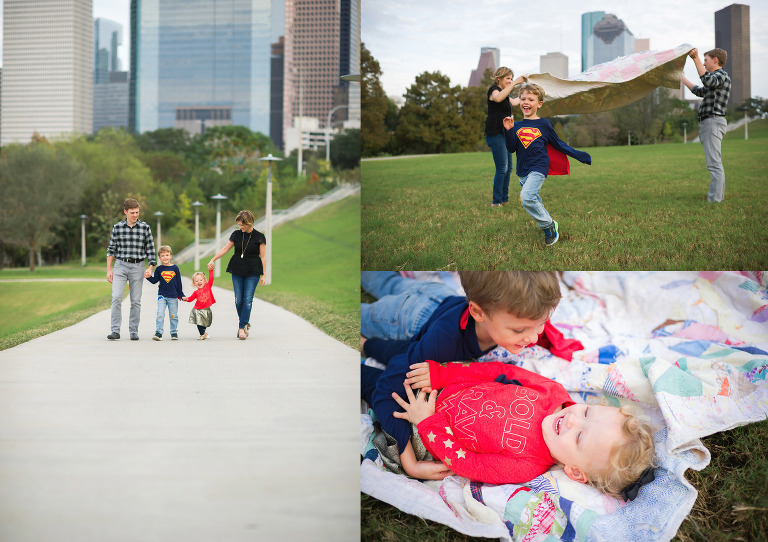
left=182, top=297, right=188, bottom=302
left=406, top=362, right=432, bottom=392
left=404, top=460, right=454, bottom=480
left=392, top=381, right=436, bottom=425
left=503, top=116, right=514, bottom=131
left=207, top=260, right=215, bottom=270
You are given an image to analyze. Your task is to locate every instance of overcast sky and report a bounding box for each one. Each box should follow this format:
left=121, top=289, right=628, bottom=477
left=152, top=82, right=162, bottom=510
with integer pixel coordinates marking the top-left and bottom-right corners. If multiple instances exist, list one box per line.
left=362, top=0, right=766, bottom=102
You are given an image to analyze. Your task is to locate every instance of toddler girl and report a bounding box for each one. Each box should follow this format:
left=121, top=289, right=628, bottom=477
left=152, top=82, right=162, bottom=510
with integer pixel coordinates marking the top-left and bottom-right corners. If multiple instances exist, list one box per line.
left=183, top=269, right=216, bottom=340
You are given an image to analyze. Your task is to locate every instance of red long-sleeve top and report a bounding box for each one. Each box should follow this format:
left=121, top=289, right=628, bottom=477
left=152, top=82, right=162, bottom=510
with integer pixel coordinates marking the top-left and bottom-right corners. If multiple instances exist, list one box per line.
left=185, top=269, right=216, bottom=310
left=417, top=360, right=574, bottom=485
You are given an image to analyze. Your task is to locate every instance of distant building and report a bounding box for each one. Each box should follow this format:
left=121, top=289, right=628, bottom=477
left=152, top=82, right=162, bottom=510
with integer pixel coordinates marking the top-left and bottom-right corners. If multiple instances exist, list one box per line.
left=94, top=71, right=129, bottom=132
left=539, top=52, right=568, bottom=79
left=469, top=47, right=500, bottom=87
left=130, top=0, right=275, bottom=138
left=581, top=11, right=605, bottom=72
left=94, top=18, right=122, bottom=84
left=715, top=3, right=751, bottom=109
left=582, top=12, right=635, bottom=71
left=270, top=37, right=285, bottom=150
left=1, top=0, right=93, bottom=145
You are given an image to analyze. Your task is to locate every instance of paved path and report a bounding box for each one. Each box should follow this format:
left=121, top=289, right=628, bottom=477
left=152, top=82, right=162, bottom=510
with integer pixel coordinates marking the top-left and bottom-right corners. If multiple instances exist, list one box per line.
left=0, top=278, right=359, bottom=541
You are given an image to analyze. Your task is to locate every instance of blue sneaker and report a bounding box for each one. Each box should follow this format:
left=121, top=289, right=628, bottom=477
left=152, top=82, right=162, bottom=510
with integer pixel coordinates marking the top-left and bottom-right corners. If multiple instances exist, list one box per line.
left=543, top=221, right=559, bottom=246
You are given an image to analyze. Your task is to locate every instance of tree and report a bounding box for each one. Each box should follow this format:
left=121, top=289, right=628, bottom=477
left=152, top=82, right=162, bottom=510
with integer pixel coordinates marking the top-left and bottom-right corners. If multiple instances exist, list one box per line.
left=0, top=143, right=88, bottom=271
left=361, top=43, right=390, bottom=157
left=395, top=71, right=463, bottom=154
left=570, top=112, right=619, bottom=147
left=613, top=90, right=675, bottom=145
left=331, top=129, right=361, bottom=170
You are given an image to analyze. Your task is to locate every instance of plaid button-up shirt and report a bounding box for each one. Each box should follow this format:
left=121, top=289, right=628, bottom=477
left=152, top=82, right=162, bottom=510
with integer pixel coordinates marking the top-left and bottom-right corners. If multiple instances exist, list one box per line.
left=690, top=68, right=731, bottom=122
left=106, top=219, right=156, bottom=265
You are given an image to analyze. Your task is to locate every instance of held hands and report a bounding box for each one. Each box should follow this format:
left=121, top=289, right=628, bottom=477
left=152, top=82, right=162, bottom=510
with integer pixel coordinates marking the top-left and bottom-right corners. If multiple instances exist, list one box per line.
left=405, top=362, right=432, bottom=392
left=503, top=116, right=515, bottom=131
left=392, top=380, right=437, bottom=425
left=207, top=260, right=215, bottom=270
left=144, top=268, right=152, bottom=278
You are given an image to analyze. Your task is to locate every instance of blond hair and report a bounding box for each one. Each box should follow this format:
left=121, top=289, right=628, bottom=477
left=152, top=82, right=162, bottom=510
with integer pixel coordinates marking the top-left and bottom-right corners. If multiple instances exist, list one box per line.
left=458, top=271, right=561, bottom=320
left=158, top=245, right=172, bottom=256
left=520, top=83, right=545, bottom=103
left=492, top=66, right=514, bottom=87
left=236, top=210, right=255, bottom=227
left=192, top=272, right=206, bottom=282
left=587, top=404, right=656, bottom=499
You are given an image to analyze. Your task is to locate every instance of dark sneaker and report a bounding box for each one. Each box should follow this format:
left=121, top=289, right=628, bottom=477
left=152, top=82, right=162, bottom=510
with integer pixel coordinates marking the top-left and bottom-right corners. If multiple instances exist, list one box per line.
left=130, top=334, right=139, bottom=341
left=153, top=333, right=162, bottom=341
left=171, top=334, right=178, bottom=340
left=107, top=332, right=120, bottom=340
left=543, top=221, right=559, bottom=246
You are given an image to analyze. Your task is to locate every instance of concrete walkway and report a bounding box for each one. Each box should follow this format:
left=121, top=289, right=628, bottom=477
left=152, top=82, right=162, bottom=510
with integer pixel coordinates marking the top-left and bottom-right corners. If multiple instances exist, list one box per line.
left=0, top=278, right=359, bottom=541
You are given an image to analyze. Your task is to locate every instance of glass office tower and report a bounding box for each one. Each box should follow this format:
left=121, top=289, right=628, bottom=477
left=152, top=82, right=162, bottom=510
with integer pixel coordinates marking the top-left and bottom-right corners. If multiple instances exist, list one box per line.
left=130, top=0, right=272, bottom=135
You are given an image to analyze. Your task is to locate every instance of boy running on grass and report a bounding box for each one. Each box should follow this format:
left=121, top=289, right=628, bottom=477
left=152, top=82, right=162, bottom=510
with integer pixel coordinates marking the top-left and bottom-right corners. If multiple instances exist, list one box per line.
left=503, top=83, right=591, bottom=246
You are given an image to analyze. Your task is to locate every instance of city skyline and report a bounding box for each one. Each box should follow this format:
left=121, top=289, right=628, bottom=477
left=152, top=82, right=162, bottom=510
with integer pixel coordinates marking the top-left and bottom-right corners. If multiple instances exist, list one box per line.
left=362, top=0, right=767, bottom=104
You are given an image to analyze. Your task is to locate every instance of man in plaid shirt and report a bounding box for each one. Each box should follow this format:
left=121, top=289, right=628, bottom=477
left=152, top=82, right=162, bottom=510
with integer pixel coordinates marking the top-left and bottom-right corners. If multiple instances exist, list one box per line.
left=681, top=47, right=731, bottom=203
left=106, top=198, right=156, bottom=340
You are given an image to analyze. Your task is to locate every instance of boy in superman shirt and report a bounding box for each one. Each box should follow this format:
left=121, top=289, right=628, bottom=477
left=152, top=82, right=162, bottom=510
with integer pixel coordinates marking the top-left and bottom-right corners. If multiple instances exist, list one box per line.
left=145, top=245, right=185, bottom=340
left=503, top=83, right=591, bottom=246
left=391, top=360, right=656, bottom=499
left=362, top=271, right=582, bottom=480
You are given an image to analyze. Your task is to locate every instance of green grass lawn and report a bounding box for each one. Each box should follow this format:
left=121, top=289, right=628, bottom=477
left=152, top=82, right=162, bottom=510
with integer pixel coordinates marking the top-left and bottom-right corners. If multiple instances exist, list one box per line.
left=361, top=120, right=768, bottom=270
left=0, top=193, right=360, bottom=350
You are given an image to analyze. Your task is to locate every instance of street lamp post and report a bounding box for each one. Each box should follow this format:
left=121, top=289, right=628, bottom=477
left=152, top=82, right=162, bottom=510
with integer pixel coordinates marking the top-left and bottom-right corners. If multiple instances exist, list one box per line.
left=191, top=201, right=204, bottom=271
left=682, top=121, right=687, bottom=144
left=154, top=211, right=164, bottom=248
left=326, top=104, right=349, bottom=163
left=79, top=214, right=87, bottom=267
left=210, top=193, right=228, bottom=277
left=259, top=154, right=282, bottom=286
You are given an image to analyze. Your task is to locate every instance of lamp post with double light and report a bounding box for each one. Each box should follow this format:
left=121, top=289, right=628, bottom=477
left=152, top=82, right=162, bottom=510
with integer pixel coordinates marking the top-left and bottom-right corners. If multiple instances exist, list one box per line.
left=154, top=211, right=164, bottom=248
left=259, top=154, right=282, bottom=286
left=79, top=214, right=87, bottom=266
left=210, top=194, right=228, bottom=277
left=191, top=201, right=203, bottom=270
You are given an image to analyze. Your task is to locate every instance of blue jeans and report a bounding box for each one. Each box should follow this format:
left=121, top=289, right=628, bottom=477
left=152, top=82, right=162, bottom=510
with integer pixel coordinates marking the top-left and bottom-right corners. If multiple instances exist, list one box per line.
left=360, top=272, right=455, bottom=340
left=232, top=274, right=260, bottom=329
left=519, top=171, right=553, bottom=228
left=486, top=134, right=513, bottom=204
left=699, top=116, right=727, bottom=202
left=155, top=296, right=179, bottom=335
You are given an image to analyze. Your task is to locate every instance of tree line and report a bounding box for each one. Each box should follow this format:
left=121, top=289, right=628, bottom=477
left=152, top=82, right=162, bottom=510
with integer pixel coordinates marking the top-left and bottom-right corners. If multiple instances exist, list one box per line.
left=362, top=43, right=766, bottom=157
left=0, top=125, right=360, bottom=270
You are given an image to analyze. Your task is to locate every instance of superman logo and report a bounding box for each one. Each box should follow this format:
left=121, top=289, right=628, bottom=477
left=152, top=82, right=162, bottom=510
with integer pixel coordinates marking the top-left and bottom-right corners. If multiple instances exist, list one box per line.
left=161, top=270, right=176, bottom=283
left=516, top=127, right=542, bottom=148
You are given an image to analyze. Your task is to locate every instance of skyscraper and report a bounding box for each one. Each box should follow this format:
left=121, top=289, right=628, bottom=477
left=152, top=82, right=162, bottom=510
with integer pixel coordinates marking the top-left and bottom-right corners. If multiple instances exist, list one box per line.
left=540, top=52, right=568, bottom=79
left=283, top=0, right=361, bottom=153
left=469, top=47, right=500, bottom=87
left=582, top=12, right=634, bottom=71
left=94, top=18, right=128, bottom=133
left=130, top=0, right=274, bottom=136
left=581, top=11, right=605, bottom=72
left=95, top=18, right=123, bottom=85
left=1, top=0, right=93, bottom=146
left=715, top=3, right=751, bottom=109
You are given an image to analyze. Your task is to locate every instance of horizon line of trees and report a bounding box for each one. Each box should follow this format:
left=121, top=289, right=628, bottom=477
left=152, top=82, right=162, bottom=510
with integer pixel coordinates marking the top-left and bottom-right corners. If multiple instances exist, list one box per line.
left=362, top=43, right=767, bottom=157
left=0, top=124, right=360, bottom=270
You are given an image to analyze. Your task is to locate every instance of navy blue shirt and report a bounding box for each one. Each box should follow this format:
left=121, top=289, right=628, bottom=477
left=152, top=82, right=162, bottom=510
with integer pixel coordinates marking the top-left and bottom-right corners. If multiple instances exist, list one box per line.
left=146, top=264, right=185, bottom=299
left=504, top=118, right=591, bottom=177
left=371, top=296, right=494, bottom=453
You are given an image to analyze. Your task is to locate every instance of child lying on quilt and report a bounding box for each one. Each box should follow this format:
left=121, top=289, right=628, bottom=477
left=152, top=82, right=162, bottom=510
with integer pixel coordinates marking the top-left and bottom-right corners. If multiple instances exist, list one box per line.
left=393, top=360, right=656, bottom=500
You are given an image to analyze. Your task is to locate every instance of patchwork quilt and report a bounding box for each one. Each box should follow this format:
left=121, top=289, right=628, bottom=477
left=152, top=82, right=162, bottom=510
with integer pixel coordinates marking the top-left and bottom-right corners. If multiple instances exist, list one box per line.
left=361, top=271, right=768, bottom=541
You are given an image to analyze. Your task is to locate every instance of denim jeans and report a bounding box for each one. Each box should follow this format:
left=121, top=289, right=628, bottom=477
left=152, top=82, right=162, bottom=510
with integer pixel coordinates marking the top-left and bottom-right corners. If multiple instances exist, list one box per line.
left=110, top=260, right=145, bottom=335
left=360, top=272, right=456, bottom=340
left=155, top=296, right=179, bottom=335
left=486, top=134, right=513, bottom=204
left=519, top=171, right=553, bottom=228
left=699, top=116, right=727, bottom=202
left=232, top=274, right=260, bottom=329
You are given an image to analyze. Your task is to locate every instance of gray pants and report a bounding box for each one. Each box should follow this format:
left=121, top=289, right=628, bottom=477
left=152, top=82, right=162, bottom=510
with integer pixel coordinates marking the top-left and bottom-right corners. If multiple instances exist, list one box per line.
left=111, top=260, right=145, bottom=335
left=699, top=116, right=727, bottom=203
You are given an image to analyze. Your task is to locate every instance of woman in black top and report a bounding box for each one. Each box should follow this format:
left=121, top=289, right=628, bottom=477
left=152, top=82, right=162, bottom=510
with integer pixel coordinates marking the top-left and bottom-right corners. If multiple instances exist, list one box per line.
left=208, top=210, right=266, bottom=340
left=485, top=67, right=524, bottom=207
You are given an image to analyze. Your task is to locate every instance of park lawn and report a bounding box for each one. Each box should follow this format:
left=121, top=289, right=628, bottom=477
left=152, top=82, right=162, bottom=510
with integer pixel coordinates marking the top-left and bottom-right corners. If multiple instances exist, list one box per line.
left=0, top=193, right=360, bottom=350
left=361, top=119, right=768, bottom=270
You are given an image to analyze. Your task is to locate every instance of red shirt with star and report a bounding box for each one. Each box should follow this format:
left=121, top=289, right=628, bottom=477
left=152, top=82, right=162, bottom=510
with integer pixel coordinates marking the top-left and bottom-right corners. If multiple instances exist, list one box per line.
left=416, top=360, right=574, bottom=485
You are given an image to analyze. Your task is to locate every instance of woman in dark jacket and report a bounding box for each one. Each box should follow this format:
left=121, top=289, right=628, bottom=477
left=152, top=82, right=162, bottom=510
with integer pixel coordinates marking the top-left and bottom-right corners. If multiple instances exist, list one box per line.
left=485, top=67, right=524, bottom=207
left=208, top=210, right=266, bottom=340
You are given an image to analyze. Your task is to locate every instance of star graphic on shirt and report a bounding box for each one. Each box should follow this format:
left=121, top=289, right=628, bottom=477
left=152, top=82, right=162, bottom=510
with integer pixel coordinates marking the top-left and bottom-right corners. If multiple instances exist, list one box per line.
left=456, top=449, right=466, bottom=459
left=427, top=432, right=436, bottom=442
left=444, top=457, right=452, bottom=466
left=444, top=427, right=453, bottom=435
left=461, top=362, right=472, bottom=367
left=443, top=439, right=454, bottom=449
